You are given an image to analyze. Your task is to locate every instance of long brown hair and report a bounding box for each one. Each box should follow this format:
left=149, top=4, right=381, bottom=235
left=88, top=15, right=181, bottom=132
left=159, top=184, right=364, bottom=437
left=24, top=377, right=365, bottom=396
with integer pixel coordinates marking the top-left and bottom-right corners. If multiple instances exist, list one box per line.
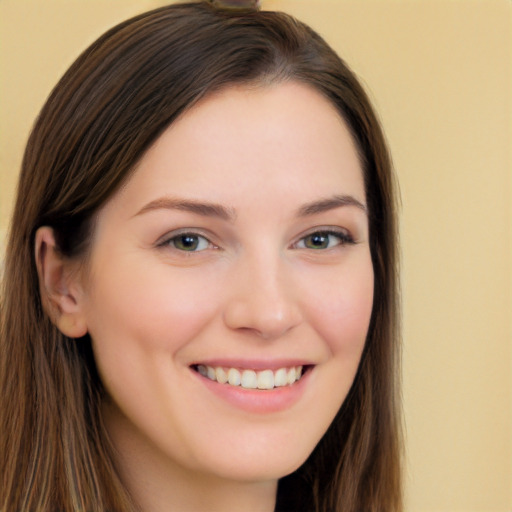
left=0, top=2, right=402, bottom=510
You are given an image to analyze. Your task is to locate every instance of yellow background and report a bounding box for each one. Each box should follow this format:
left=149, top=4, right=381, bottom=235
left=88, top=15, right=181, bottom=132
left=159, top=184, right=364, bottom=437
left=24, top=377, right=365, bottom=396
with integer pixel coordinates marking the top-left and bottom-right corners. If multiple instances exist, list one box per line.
left=0, top=1, right=510, bottom=510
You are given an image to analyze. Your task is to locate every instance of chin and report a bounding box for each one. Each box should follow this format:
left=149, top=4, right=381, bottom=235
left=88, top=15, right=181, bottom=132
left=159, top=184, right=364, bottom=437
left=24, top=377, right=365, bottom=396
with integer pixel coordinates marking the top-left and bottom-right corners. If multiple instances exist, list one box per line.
left=190, top=434, right=315, bottom=484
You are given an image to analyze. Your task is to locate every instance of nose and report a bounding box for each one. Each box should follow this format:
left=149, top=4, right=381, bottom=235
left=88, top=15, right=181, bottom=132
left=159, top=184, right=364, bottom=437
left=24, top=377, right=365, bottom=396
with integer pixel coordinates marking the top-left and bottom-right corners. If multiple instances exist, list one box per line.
left=222, top=254, right=302, bottom=340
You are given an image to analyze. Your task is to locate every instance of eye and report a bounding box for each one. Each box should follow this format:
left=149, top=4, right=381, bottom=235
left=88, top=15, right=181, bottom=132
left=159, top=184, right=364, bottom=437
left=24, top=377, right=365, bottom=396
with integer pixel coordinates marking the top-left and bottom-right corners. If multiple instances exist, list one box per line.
left=296, top=230, right=353, bottom=250
left=163, top=233, right=211, bottom=252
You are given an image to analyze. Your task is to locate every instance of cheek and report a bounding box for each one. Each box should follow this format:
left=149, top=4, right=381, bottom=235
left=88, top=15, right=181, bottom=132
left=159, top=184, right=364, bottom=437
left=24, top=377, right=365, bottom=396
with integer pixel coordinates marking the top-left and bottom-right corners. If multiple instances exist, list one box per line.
left=84, top=263, right=225, bottom=443
left=84, top=262, right=222, bottom=356
left=301, top=254, right=374, bottom=356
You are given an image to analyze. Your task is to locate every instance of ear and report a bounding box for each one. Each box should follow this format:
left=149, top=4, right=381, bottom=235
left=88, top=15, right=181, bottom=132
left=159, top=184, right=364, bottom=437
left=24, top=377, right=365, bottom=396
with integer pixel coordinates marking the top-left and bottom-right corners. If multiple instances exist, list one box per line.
left=35, top=227, right=88, bottom=338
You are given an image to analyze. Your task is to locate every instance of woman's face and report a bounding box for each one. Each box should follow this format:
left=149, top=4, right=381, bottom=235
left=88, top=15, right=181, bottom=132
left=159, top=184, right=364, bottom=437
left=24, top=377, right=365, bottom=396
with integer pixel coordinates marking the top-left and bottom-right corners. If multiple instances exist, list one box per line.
left=77, top=82, right=373, bottom=484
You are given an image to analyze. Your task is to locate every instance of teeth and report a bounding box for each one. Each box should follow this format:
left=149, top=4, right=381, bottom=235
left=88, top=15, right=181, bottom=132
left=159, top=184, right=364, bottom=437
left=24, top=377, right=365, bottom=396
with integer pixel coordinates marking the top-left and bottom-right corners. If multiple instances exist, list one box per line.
left=207, top=366, right=216, bottom=380
left=228, top=367, right=241, bottom=386
left=274, top=368, right=288, bottom=387
left=257, top=369, right=274, bottom=390
left=196, top=365, right=304, bottom=390
left=241, top=370, right=257, bottom=389
left=215, top=367, right=228, bottom=384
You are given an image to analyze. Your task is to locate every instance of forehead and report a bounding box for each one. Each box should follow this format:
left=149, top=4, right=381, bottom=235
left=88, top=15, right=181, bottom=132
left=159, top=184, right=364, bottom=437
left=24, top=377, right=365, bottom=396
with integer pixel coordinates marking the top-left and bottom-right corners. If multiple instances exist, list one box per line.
left=102, top=81, right=365, bottom=220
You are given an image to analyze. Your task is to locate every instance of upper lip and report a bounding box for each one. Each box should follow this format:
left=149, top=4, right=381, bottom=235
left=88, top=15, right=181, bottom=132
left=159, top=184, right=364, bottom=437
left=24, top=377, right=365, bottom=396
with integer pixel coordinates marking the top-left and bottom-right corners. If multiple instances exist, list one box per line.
left=190, top=359, right=314, bottom=371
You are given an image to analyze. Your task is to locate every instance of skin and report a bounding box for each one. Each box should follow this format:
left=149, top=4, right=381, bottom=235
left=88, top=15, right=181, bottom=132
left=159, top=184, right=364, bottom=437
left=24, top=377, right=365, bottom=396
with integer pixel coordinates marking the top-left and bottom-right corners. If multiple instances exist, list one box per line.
left=37, top=82, right=374, bottom=512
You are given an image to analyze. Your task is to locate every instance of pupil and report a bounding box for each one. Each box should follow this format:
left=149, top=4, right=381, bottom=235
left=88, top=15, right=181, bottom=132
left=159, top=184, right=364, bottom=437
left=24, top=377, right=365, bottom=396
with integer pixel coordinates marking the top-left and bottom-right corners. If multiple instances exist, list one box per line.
left=309, top=233, right=327, bottom=248
left=179, top=235, right=198, bottom=250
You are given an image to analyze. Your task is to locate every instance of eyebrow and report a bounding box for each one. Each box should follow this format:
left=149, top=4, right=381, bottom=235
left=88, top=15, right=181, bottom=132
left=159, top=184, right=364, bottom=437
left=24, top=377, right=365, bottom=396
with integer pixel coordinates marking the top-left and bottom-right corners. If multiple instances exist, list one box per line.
left=134, top=194, right=367, bottom=221
left=134, top=197, right=236, bottom=221
left=296, top=195, right=367, bottom=216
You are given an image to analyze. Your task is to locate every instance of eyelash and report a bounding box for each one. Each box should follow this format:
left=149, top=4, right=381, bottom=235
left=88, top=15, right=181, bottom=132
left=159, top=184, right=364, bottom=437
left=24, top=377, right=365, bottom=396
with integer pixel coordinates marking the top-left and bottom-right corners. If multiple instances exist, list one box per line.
left=157, top=228, right=354, bottom=253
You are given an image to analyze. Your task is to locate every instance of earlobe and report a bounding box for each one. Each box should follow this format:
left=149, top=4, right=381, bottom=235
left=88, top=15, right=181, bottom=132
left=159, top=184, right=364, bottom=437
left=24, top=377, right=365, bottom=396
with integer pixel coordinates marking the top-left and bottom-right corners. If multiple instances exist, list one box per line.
left=35, top=227, right=88, bottom=338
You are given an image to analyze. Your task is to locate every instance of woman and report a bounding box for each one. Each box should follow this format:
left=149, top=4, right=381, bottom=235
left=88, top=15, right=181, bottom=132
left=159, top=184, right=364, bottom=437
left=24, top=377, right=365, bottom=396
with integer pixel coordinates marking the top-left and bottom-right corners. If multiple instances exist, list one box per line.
left=0, top=1, right=402, bottom=511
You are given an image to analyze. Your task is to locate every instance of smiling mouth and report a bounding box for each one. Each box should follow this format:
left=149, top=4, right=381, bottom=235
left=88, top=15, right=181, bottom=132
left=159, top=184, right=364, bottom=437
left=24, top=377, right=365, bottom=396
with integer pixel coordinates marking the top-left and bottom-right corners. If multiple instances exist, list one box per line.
left=192, top=364, right=310, bottom=390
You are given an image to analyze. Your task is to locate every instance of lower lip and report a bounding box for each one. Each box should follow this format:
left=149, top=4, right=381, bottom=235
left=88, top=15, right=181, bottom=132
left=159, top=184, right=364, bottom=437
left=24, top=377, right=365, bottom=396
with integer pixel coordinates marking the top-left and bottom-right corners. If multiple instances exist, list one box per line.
left=192, top=368, right=312, bottom=414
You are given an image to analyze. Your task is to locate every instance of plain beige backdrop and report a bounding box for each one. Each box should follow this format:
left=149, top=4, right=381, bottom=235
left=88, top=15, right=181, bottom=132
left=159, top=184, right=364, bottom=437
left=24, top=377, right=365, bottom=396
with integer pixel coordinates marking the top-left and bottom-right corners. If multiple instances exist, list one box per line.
left=0, top=1, right=511, bottom=510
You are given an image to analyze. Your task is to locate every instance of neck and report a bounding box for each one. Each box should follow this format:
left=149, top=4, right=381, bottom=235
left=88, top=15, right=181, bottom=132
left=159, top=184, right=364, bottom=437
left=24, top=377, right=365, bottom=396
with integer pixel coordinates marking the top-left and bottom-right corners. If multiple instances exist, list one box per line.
left=104, top=404, right=278, bottom=512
